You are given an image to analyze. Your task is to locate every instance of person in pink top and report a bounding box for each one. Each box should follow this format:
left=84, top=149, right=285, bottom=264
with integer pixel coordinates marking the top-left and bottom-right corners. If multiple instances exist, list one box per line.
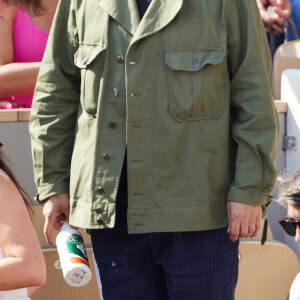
left=0, top=0, right=56, bottom=109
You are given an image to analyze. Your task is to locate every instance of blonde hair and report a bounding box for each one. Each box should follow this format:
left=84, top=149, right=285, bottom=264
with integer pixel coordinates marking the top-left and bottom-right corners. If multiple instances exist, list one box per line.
left=276, top=170, right=300, bottom=208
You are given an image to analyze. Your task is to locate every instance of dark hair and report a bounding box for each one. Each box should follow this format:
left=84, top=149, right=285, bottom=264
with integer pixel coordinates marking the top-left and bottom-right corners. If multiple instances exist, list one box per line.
left=3, top=0, right=45, bottom=16
left=0, top=146, right=33, bottom=218
left=277, top=170, right=300, bottom=208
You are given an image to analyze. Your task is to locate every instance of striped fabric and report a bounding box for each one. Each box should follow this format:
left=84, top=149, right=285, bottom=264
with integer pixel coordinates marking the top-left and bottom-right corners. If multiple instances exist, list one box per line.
left=91, top=218, right=239, bottom=300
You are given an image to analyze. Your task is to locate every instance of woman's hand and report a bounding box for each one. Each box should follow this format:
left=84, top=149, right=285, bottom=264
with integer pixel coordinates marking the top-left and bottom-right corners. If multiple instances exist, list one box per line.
left=256, top=0, right=292, bottom=35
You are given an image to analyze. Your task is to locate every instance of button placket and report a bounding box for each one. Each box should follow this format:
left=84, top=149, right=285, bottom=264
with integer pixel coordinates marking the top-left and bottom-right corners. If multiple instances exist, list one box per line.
left=109, top=122, right=116, bottom=129
left=117, top=56, right=124, bottom=64
left=97, top=187, right=105, bottom=195
left=113, top=88, right=119, bottom=96
left=82, top=57, right=87, bottom=66
left=112, top=55, right=124, bottom=98
left=95, top=207, right=102, bottom=214
left=102, top=154, right=110, bottom=161
left=97, top=218, right=104, bottom=225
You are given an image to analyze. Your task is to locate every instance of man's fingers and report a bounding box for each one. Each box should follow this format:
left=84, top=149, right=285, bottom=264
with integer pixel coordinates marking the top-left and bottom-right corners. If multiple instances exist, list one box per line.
left=250, top=210, right=262, bottom=238
left=234, top=219, right=256, bottom=239
left=227, top=208, right=240, bottom=242
left=228, top=229, right=239, bottom=242
left=247, top=219, right=256, bottom=237
left=238, top=218, right=250, bottom=238
left=227, top=201, right=262, bottom=241
left=43, top=214, right=65, bottom=247
left=42, top=193, right=70, bottom=247
left=250, top=216, right=262, bottom=238
left=228, top=223, right=239, bottom=242
left=43, top=216, right=56, bottom=248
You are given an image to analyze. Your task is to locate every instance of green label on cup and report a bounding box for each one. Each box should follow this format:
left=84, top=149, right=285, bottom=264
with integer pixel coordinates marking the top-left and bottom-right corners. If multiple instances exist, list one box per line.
left=66, top=234, right=89, bottom=263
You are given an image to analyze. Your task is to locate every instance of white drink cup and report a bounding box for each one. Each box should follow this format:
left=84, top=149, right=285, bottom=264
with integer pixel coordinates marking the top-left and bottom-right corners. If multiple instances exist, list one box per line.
left=56, top=222, right=92, bottom=287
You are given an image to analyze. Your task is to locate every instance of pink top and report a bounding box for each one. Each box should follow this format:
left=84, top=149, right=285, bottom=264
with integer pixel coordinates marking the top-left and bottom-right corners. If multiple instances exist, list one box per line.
left=11, top=8, right=48, bottom=108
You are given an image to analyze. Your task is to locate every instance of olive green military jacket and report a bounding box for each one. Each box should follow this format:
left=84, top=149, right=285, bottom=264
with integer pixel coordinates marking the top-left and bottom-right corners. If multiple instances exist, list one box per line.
left=30, top=0, right=279, bottom=233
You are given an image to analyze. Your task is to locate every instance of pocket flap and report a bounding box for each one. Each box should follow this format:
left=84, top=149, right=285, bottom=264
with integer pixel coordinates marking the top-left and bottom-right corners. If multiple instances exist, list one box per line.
left=165, top=49, right=226, bottom=72
left=74, top=44, right=106, bottom=68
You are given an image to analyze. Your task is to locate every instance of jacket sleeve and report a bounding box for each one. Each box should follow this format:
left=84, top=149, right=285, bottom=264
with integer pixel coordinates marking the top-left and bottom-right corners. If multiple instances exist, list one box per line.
left=29, top=0, right=80, bottom=202
left=225, top=0, right=279, bottom=207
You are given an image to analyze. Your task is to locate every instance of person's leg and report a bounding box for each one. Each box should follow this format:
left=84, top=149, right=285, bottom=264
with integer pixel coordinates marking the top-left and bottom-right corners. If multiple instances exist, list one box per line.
left=153, top=228, right=239, bottom=300
left=88, top=156, right=167, bottom=300
left=90, top=228, right=168, bottom=300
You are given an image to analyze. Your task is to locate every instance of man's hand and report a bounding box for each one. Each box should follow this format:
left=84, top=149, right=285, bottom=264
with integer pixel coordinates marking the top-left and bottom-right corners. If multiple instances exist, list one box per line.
left=43, top=193, right=70, bottom=248
left=227, top=201, right=262, bottom=242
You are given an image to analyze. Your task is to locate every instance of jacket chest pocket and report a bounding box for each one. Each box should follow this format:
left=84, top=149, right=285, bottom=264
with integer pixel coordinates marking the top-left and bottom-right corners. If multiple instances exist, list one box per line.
left=165, top=49, right=226, bottom=121
left=74, top=44, right=106, bottom=115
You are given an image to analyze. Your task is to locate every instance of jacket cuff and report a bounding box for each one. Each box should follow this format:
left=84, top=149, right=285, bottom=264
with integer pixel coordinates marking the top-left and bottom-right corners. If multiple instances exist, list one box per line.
left=34, top=181, right=69, bottom=204
left=227, top=186, right=272, bottom=207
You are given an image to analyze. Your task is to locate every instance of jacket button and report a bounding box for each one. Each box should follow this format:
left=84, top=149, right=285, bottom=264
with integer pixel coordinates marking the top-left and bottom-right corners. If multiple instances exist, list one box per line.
left=116, top=56, right=124, bottom=64
left=193, top=62, right=200, bottom=70
left=97, top=187, right=105, bottom=195
left=96, top=207, right=102, bottom=214
left=109, top=122, right=116, bottom=129
left=102, top=154, right=110, bottom=161
left=82, top=57, right=87, bottom=65
left=113, top=88, right=119, bottom=96
left=97, top=218, right=104, bottom=225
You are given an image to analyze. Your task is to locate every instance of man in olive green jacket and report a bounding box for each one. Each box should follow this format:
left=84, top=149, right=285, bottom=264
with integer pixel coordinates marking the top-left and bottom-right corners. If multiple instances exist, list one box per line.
left=30, top=0, right=279, bottom=298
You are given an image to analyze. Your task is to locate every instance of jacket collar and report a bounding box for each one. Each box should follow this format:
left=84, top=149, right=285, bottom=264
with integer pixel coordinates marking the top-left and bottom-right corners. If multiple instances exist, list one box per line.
left=99, top=0, right=183, bottom=40
left=99, top=0, right=141, bottom=36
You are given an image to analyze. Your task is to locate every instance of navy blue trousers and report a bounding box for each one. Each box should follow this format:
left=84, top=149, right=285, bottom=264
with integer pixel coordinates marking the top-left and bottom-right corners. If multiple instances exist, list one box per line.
left=90, top=212, right=239, bottom=300
left=90, top=160, right=238, bottom=299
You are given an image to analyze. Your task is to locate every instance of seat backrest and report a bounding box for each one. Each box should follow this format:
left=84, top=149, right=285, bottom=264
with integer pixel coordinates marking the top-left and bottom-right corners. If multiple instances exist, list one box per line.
left=273, top=40, right=300, bottom=99
left=31, top=248, right=101, bottom=300
left=235, top=240, right=299, bottom=300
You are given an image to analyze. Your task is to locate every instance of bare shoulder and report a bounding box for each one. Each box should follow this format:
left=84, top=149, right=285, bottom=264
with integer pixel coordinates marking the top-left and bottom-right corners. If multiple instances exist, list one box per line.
left=0, top=170, right=31, bottom=216
left=0, top=171, right=24, bottom=209
left=0, top=2, right=16, bottom=22
left=0, top=170, right=34, bottom=250
left=28, top=0, right=58, bottom=32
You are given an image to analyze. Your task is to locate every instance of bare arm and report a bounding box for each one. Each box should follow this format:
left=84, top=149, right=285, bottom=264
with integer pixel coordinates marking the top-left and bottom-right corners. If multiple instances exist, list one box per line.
left=0, top=63, right=41, bottom=98
left=226, top=0, right=278, bottom=241
left=0, top=172, right=46, bottom=291
left=0, top=3, right=41, bottom=98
